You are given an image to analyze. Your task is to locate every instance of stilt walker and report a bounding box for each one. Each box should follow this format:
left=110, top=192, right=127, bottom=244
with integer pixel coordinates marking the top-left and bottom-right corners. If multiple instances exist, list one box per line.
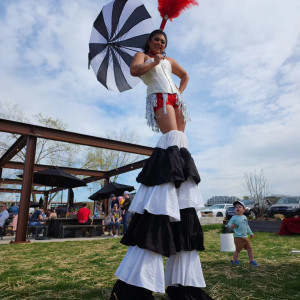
left=88, top=0, right=214, bottom=299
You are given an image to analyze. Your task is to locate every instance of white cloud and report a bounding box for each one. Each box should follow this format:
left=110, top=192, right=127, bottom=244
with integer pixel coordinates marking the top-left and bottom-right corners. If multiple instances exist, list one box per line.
left=1, top=0, right=299, bottom=202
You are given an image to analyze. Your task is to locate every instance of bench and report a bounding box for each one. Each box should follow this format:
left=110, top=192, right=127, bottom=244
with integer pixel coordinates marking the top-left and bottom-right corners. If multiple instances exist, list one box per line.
left=27, top=225, right=49, bottom=240
left=60, top=224, right=103, bottom=238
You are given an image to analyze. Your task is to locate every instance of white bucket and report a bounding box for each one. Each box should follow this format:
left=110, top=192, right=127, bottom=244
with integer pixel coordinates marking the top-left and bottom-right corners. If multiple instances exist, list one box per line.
left=220, top=233, right=235, bottom=252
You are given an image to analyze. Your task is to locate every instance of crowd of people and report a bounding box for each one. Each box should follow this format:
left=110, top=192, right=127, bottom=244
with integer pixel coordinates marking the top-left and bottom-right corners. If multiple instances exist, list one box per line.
left=99, top=191, right=132, bottom=237
left=0, top=190, right=132, bottom=239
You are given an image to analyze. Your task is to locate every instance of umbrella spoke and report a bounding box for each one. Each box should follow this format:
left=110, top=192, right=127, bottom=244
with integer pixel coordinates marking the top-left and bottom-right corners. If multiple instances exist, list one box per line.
left=118, top=34, right=150, bottom=50
left=113, top=47, right=133, bottom=68
left=111, top=5, right=151, bottom=42
left=97, top=49, right=110, bottom=89
left=111, top=50, right=131, bottom=92
left=111, top=0, right=127, bottom=39
left=93, top=10, right=109, bottom=41
left=89, top=43, right=108, bottom=62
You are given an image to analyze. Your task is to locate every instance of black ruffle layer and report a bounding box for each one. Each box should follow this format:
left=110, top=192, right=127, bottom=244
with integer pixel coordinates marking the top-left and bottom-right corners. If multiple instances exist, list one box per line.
left=110, top=280, right=154, bottom=300
left=166, top=285, right=214, bottom=300
left=121, top=208, right=205, bottom=257
left=136, top=146, right=200, bottom=188
left=110, top=280, right=214, bottom=300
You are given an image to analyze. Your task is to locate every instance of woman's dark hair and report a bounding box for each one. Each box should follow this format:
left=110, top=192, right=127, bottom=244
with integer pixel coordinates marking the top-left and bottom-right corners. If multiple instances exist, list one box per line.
left=143, top=29, right=167, bottom=54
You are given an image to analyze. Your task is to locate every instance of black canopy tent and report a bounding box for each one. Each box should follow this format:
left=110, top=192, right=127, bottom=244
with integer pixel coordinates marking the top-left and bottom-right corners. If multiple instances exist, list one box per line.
left=89, top=182, right=135, bottom=200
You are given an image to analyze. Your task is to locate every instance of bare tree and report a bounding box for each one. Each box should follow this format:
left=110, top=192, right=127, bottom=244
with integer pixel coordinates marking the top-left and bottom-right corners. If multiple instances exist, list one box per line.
left=1, top=101, right=142, bottom=203
left=244, top=169, right=272, bottom=216
left=0, top=102, right=79, bottom=204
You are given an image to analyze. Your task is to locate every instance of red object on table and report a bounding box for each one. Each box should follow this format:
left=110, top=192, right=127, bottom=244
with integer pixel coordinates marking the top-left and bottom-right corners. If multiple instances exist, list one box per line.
left=278, top=217, right=300, bottom=235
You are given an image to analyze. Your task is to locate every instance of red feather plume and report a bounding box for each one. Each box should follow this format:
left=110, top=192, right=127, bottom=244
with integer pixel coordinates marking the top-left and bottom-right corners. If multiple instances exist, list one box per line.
left=158, top=0, right=198, bottom=29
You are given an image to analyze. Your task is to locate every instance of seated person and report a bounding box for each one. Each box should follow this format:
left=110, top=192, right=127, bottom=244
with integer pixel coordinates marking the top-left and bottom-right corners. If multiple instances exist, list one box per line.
left=0, top=203, right=10, bottom=236
left=28, top=207, right=45, bottom=235
left=94, top=201, right=105, bottom=220
left=77, top=203, right=92, bottom=236
left=77, top=203, right=92, bottom=225
left=48, top=208, right=57, bottom=219
left=8, top=203, right=19, bottom=217
left=10, top=214, right=19, bottom=232
left=107, top=204, right=122, bottom=237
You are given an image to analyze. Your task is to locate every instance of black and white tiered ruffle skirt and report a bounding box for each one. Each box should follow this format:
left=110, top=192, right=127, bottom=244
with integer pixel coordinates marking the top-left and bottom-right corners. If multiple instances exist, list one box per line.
left=110, top=130, right=212, bottom=300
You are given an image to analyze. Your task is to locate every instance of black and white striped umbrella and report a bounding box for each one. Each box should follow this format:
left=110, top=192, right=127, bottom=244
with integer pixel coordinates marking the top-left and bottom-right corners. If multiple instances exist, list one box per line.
left=89, top=0, right=153, bottom=92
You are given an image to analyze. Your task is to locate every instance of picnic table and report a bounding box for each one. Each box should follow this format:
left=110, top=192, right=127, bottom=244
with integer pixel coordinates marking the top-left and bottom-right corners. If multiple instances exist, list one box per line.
left=47, top=218, right=104, bottom=238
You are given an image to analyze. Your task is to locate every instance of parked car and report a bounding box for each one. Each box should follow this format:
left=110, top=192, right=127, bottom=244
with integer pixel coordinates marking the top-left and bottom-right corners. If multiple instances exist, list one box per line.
left=201, top=204, right=233, bottom=217
left=268, top=196, right=300, bottom=218
left=226, top=199, right=273, bottom=220
left=226, top=200, right=256, bottom=220
left=225, top=206, right=235, bottom=220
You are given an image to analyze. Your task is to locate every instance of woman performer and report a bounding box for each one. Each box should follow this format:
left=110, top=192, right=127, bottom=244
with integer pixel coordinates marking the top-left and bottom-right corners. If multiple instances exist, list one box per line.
left=110, top=30, right=213, bottom=300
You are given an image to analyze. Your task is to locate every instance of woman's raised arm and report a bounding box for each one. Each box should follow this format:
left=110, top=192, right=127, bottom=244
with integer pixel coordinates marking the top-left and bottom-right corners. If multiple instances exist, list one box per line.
left=130, top=52, right=163, bottom=77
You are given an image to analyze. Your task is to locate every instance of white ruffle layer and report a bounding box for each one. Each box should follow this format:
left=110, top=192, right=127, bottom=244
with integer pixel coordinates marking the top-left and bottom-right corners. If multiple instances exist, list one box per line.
left=129, top=177, right=204, bottom=221
left=115, top=246, right=165, bottom=293
left=156, top=129, right=188, bottom=149
left=130, top=130, right=204, bottom=221
left=165, top=250, right=206, bottom=288
left=115, top=246, right=206, bottom=293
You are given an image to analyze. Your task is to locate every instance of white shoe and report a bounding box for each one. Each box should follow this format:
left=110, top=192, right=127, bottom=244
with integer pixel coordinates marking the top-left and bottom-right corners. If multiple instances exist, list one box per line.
left=113, top=235, right=118, bottom=238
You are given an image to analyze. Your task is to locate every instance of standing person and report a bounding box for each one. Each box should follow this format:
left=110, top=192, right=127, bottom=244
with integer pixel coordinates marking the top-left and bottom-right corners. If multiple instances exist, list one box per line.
left=121, top=191, right=131, bottom=235
left=108, top=194, right=116, bottom=213
left=228, top=201, right=259, bottom=266
left=111, top=195, right=120, bottom=210
left=110, top=30, right=212, bottom=300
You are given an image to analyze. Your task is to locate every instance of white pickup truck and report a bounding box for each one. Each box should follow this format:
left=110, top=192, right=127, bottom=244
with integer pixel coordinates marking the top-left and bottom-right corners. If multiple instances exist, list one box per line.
left=201, top=204, right=233, bottom=217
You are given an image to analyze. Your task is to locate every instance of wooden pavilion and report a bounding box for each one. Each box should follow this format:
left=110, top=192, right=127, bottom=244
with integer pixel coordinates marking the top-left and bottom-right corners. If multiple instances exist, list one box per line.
left=0, top=118, right=153, bottom=243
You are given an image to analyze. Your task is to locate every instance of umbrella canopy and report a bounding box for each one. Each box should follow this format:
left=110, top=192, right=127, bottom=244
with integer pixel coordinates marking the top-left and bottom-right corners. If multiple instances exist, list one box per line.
left=18, top=167, right=87, bottom=188
left=89, top=0, right=153, bottom=92
left=89, top=182, right=134, bottom=200
left=30, top=201, right=41, bottom=208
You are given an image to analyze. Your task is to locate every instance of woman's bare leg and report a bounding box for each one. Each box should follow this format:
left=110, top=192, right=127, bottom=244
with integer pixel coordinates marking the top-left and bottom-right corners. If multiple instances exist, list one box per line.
left=155, top=105, right=178, bottom=134
left=175, top=108, right=186, bottom=132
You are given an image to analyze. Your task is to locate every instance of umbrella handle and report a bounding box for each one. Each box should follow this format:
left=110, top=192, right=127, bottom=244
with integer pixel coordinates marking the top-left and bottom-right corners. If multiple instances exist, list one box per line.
left=160, top=15, right=168, bottom=30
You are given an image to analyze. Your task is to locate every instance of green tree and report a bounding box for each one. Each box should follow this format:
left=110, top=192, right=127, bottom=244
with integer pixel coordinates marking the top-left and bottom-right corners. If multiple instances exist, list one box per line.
left=83, top=129, right=142, bottom=190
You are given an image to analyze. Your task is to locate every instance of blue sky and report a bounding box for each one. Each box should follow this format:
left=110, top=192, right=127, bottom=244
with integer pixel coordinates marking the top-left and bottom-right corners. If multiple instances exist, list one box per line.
left=1, top=0, right=300, bottom=203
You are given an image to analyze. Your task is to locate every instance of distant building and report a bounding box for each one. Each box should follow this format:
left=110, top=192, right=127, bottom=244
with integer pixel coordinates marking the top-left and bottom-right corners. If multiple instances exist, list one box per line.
left=206, top=196, right=241, bottom=206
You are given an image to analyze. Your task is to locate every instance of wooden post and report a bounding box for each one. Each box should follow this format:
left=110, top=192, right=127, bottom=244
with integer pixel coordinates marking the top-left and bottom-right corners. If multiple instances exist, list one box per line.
left=0, top=167, right=2, bottom=188
left=14, top=136, right=37, bottom=243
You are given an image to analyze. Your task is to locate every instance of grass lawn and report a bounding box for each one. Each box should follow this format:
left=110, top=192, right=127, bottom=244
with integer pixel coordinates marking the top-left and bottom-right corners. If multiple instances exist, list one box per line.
left=0, top=225, right=299, bottom=300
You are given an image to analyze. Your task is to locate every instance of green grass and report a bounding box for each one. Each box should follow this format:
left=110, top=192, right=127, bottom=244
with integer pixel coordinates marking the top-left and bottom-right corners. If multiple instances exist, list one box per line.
left=1, top=226, right=299, bottom=300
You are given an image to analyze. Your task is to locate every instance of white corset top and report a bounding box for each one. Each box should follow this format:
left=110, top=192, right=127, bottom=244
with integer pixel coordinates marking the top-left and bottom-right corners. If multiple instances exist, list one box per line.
left=140, top=58, right=178, bottom=96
